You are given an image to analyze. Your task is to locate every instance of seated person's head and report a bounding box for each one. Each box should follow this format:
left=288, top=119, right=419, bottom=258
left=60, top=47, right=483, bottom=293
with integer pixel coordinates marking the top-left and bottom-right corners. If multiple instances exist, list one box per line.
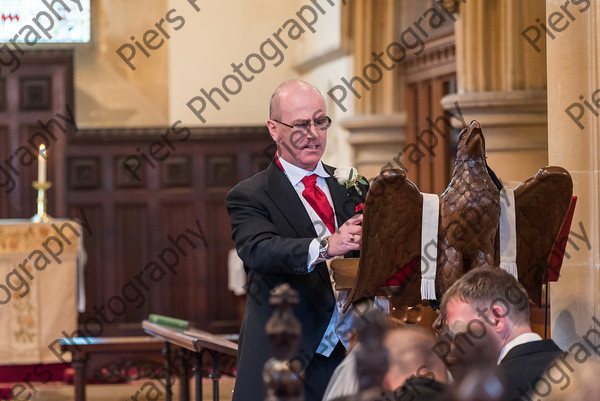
left=440, top=267, right=531, bottom=359
left=383, top=326, right=448, bottom=391
left=348, top=314, right=406, bottom=350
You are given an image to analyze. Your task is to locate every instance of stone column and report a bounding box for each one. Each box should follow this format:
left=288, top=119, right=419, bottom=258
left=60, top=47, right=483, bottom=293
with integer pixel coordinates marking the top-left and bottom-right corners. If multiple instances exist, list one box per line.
left=343, top=0, right=405, bottom=180
left=344, top=114, right=406, bottom=179
left=441, top=0, right=548, bottom=187
left=546, top=0, right=600, bottom=350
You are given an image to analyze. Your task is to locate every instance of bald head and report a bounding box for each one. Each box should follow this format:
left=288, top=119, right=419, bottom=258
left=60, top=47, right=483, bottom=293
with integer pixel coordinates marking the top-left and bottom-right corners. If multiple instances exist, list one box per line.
left=269, top=80, right=324, bottom=120
left=266, top=79, right=328, bottom=170
left=383, top=326, right=448, bottom=391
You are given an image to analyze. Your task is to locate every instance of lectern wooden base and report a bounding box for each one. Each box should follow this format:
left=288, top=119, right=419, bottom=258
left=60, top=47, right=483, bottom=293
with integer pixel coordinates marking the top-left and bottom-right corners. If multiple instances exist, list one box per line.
left=331, top=258, right=393, bottom=296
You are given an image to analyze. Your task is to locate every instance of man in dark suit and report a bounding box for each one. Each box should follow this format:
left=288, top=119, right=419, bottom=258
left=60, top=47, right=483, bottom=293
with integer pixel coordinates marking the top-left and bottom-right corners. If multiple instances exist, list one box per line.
left=226, top=80, right=367, bottom=401
left=440, top=268, right=565, bottom=401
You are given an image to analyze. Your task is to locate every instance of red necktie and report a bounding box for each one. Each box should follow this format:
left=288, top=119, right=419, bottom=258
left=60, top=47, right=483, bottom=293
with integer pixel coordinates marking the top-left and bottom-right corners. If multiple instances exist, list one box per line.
left=301, top=174, right=336, bottom=235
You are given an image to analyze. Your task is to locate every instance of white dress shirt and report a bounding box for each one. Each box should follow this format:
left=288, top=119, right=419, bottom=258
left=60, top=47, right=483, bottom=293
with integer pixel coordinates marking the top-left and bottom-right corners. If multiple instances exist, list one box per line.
left=277, top=157, right=389, bottom=357
left=497, top=332, right=542, bottom=364
left=277, top=157, right=352, bottom=356
left=277, top=157, right=334, bottom=269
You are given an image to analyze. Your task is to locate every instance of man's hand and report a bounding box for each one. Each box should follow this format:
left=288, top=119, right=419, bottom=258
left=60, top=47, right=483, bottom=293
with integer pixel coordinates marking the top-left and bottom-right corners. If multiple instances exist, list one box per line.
left=327, top=214, right=363, bottom=257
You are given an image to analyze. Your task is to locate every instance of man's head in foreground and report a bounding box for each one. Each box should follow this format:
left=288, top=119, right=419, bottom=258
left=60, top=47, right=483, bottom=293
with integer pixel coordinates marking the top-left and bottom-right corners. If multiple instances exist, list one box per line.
left=440, top=267, right=532, bottom=359
left=267, top=80, right=329, bottom=170
left=383, top=326, right=449, bottom=391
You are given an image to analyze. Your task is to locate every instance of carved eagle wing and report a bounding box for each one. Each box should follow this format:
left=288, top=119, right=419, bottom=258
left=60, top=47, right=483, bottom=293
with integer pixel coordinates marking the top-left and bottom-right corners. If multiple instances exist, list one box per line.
left=514, top=166, right=573, bottom=305
left=344, top=169, right=424, bottom=312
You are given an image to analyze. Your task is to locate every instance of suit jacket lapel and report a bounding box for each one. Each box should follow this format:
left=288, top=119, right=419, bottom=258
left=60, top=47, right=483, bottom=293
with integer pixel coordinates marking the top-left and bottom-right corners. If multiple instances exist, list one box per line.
left=324, top=164, right=354, bottom=228
left=265, top=161, right=317, bottom=238
left=502, top=339, right=562, bottom=362
left=266, top=161, right=341, bottom=288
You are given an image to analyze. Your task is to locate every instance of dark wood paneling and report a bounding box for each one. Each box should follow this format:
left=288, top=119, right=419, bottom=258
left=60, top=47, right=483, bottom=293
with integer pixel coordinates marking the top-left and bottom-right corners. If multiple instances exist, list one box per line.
left=156, top=201, right=204, bottom=323
left=205, top=200, right=238, bottom=331
left=66, top=127, right=273, bottom=335
left=0, top=78, right=6, bottom=111
left=67, top=203, right=104, bottom=329
left=1, top=51, right=272, bottom=338
left=0, top=126, right=9, bottom=214
left=113, top=203, right=150, bottom=324
left=406, top=74, right=457, bottom=194
left=0, top=50, right=73, bottom=219
left=405, top=31, right=457, bottom=194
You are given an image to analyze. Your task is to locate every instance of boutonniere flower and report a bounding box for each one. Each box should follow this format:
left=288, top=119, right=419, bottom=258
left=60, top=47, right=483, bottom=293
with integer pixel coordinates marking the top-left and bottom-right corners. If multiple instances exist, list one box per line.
left=355, top=203, right=364, bottom=213
left=334, top=167, right=368, bottom=196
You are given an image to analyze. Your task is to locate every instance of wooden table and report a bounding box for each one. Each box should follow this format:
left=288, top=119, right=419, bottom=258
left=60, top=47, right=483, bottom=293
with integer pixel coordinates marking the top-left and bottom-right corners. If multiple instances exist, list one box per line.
left=142, top=320, right=238, bottom=401
left=59, top=336, right=164, bottom=401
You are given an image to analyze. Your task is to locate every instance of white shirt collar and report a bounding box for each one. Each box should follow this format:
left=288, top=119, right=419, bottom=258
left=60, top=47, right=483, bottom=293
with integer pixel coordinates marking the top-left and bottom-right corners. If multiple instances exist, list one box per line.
left=497, top=332, right=542, bottom=364
left=277, top=156, right=330, bottom=187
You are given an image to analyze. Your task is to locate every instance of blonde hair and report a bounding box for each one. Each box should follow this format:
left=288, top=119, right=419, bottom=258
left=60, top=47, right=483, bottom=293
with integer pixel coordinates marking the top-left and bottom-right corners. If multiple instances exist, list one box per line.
left=440, top=267, right=530, bottom=326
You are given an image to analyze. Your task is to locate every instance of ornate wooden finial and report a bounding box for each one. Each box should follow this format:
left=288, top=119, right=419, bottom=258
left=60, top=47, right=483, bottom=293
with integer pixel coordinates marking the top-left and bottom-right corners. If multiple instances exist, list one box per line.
left=263, top=283, right=303, bottom=401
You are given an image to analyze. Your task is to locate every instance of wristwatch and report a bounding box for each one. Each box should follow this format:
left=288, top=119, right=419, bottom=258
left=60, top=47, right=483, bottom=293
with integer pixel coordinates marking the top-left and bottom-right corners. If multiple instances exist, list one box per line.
left=318, top=236, right=330, bottom=260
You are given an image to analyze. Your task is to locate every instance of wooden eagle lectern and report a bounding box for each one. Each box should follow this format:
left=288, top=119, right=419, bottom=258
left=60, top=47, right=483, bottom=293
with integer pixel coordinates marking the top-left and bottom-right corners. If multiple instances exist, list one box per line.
left=336, top=120, right=574, bottom=311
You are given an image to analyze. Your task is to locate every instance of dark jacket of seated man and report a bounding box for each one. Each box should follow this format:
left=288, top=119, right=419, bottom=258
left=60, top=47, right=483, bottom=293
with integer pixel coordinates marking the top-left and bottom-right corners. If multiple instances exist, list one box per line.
left=498, top=338, right=565, bottom=400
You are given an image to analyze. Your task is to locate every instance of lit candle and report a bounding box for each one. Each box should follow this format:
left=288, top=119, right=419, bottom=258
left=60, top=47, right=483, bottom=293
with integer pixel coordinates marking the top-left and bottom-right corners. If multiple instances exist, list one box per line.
left=38, top=144, right=47, bottom=184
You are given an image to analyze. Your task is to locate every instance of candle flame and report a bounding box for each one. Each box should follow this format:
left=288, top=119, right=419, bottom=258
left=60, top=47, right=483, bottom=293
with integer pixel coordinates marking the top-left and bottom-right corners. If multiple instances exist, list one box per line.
left=39, top=144, right=46, bottom=159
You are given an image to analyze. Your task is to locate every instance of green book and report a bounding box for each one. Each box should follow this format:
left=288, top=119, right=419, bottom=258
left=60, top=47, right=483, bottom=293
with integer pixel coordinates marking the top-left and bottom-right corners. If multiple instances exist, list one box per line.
left=148, top=314, right=190, bottom=330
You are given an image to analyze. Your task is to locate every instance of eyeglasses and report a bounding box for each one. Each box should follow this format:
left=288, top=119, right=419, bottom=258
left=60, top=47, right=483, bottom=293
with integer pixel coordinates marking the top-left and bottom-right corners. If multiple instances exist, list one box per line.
left=271, top=116, right=332, bottom=133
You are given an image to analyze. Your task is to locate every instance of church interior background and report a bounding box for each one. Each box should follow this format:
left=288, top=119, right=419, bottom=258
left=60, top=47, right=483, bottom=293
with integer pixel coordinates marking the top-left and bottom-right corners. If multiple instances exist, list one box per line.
left=0, top=0, right=598, bottom=399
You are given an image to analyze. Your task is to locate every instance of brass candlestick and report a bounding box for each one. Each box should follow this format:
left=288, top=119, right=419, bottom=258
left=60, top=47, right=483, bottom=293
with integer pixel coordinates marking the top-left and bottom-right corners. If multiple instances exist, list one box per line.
left=31, top=181, right=53, bottom=223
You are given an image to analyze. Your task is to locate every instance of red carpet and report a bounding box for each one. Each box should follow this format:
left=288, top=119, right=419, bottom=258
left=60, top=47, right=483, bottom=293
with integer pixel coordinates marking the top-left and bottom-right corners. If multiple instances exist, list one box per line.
left=0, top=363, right=70, bottom=399
left=0, top=362, right=70, bottom=383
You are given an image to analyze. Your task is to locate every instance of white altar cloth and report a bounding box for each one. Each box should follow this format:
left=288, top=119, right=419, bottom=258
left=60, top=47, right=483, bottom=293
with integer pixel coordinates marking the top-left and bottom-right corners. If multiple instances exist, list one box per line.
left=0, top=219, right=86, bottom=365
